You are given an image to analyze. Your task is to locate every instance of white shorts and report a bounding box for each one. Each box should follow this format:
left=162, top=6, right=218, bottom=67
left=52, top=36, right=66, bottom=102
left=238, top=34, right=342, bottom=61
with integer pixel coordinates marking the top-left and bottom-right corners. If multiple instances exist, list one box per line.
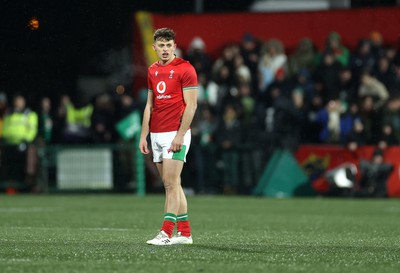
left=150, top=130, right=191, bottom=163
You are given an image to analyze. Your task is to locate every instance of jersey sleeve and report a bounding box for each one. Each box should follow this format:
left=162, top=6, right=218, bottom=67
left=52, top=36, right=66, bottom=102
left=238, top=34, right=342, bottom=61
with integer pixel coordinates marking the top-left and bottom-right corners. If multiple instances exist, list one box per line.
left=181, top=64, right=198, bottom=91
left=147, top=69, right=153, bottom=92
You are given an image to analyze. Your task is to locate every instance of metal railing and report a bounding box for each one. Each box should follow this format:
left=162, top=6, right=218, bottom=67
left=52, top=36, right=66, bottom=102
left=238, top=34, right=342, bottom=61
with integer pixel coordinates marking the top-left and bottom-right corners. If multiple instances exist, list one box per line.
left=0, top=142, right=145, bottom=194
left=1, top=141, right=267, bottom=195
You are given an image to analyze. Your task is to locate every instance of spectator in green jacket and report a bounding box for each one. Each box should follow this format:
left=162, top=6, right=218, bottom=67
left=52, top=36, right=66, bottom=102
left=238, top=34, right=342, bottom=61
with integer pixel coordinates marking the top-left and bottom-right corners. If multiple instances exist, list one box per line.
left=317, top=31, right=350, bottom=67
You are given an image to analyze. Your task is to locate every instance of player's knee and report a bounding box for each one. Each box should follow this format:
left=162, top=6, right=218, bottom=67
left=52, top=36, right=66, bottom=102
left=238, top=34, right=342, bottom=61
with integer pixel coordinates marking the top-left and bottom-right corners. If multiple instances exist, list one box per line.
left=162, top=177, right=179, bottom=191
left=163, top=183, right=179, bottom=192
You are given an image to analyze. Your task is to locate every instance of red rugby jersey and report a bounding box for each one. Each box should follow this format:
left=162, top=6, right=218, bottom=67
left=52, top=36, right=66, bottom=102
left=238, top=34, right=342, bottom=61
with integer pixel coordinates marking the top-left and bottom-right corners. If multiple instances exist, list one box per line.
left=147, top=57, right=198, bottom=133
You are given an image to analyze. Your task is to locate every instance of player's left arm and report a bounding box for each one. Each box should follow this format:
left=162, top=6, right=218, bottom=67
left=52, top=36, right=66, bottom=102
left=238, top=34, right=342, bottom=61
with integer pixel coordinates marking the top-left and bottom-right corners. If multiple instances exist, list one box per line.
left=170, top=87, right=197, bottom=152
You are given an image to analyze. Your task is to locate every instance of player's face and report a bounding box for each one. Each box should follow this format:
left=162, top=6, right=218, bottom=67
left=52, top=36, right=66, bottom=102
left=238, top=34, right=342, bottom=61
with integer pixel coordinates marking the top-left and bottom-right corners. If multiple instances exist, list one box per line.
left=153, top=39, right=176, bottom=64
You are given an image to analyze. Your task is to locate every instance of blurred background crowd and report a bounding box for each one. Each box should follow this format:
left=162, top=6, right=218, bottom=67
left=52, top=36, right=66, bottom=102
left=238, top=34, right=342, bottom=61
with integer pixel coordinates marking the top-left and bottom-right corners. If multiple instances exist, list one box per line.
left=1, top=29, right=400, bottom=194
left=1, top=0, right=400, bottom=196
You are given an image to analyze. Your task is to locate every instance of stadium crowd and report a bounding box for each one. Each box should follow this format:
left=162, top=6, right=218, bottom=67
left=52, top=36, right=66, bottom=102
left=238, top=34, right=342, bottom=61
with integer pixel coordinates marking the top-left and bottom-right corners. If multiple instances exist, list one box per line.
left=1, top=30, right=400, bottom=194
left=183, top=31, right=400, bottom=194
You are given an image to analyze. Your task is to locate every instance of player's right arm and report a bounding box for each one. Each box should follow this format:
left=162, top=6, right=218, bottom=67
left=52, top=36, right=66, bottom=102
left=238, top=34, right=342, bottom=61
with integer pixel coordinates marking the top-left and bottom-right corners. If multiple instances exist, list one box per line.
left=139, top=91, right=153, bottom=155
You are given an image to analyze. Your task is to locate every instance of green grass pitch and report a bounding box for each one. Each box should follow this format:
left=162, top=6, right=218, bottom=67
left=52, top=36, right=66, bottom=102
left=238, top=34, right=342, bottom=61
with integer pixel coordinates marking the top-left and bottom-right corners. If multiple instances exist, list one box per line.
left=0, top=195, right=399, bottom=273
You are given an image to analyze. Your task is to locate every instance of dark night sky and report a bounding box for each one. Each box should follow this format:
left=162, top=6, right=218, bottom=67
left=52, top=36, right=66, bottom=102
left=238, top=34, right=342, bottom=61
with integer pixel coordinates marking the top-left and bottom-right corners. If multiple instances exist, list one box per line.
left=0, top=0, right=137, bottom=104
left=0, top=0, right=254, bottom=106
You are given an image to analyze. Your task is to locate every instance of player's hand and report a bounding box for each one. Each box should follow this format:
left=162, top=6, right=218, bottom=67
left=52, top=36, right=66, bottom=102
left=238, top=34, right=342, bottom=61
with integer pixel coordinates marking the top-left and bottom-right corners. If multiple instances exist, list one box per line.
left=169, top=134, right=184, bottom=152
left=139, top=138, right=149, bottom=154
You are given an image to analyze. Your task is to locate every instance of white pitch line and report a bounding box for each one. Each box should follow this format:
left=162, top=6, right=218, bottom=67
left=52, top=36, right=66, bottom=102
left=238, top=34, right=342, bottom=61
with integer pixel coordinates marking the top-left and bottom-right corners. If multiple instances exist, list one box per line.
left=0, top=207, right=58, bottom=213
left=82, top=227, right=131, bottom=231
left=0, top=258, right=31, bottom=263
left=1, top=226, right=131, bottom=232
left=383, top=207, right=400, bottom=213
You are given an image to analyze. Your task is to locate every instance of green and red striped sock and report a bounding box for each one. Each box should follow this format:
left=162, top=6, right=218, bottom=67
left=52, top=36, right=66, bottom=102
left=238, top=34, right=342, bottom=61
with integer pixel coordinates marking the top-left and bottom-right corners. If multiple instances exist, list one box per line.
left=161, top=212, right=176, bottom=237
left=177, top=213, right=191, bottom=237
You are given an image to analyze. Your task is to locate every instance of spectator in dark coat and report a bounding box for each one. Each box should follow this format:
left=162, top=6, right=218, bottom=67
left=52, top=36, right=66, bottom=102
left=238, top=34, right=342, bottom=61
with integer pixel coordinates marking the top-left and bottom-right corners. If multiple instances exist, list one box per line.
left=373, top=56, right=397, bottom=94
left=91, top=93, right=115, bottom=143
left=345, top=118, right=368, bottom=152
left=313, top=50, right=342, bottom=104
left=358, top=148, right=393, bottom=198
left=186, top=37, right=212, bottom=79
left=240, top=33, right=261, bottom=92
left=338, top=67, right=358, bottom=105
left=216, top=104, right=242, bottom=194
left=349, top=39, right=375, bottom=81
left=377, top=123, right=399, bottom=150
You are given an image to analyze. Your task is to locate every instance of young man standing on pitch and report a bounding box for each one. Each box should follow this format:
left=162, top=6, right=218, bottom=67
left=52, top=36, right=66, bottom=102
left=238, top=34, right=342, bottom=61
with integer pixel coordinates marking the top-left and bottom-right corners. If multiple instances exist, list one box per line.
left=139, top=28, right=198, bottom=245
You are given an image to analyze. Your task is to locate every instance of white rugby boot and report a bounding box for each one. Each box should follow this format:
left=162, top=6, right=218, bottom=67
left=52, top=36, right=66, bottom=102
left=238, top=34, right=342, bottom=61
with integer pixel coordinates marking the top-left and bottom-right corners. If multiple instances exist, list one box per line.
left=146, top=231, right=172, bottom=246
left=170, top=232, right=193, bottom=245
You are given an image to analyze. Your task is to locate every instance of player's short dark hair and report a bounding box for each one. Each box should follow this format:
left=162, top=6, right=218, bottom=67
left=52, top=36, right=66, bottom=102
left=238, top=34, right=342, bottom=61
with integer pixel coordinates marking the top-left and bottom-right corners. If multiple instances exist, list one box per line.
left=153, top=28, right=175, bottom=42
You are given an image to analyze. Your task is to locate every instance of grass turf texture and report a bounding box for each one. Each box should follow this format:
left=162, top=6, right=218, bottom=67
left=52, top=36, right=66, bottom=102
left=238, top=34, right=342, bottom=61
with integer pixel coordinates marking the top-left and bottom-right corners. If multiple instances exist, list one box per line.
left=0, top=195, right=399, bottom=273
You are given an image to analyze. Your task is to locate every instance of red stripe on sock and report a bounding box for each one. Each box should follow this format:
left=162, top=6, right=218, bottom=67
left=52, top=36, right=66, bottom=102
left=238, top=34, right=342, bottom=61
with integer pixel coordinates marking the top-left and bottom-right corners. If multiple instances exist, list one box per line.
left=177, top=220, right=191, bottom=237
left=161, top=220, right=175, bottom=237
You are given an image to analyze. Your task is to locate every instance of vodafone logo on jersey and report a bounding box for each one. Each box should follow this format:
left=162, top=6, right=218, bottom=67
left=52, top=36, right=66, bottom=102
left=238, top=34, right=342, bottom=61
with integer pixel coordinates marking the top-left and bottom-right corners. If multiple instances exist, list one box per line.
left=156, top=81, right=171, bottom=99
left=156, top=81, right=166, bottom=93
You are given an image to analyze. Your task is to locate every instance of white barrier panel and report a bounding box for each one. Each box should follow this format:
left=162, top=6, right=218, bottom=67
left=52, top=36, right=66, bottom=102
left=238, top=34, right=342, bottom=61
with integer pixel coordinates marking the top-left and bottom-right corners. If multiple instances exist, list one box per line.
left=57, top=149, right=113, bottom=190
